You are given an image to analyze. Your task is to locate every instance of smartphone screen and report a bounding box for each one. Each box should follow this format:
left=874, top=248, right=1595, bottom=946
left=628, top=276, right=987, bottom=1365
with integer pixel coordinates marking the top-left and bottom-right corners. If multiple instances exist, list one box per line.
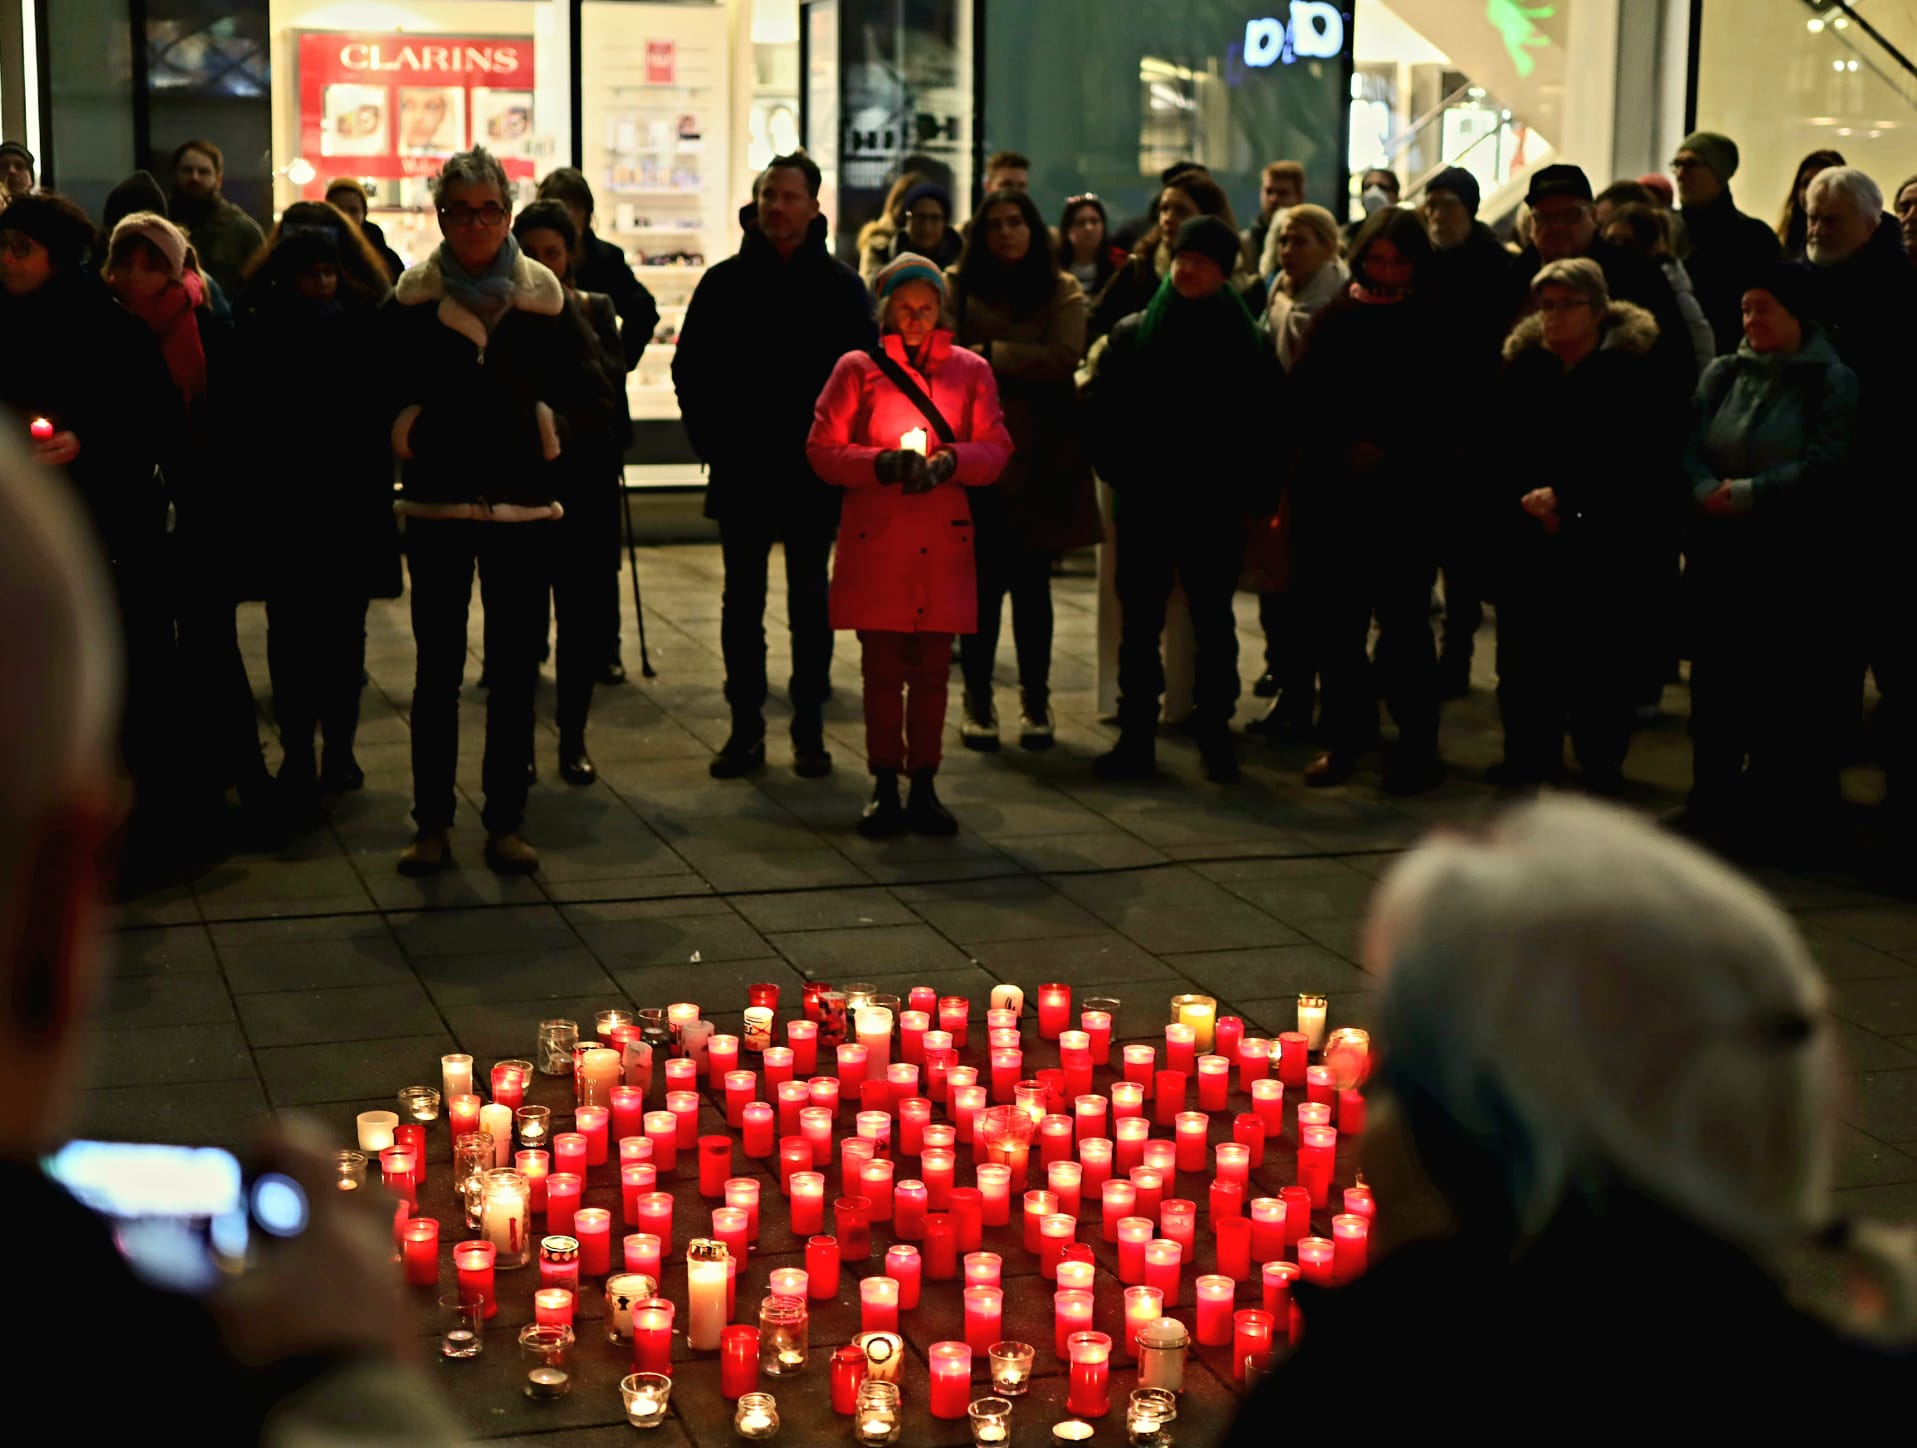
left=43, top=1141, right=307, bottom=1294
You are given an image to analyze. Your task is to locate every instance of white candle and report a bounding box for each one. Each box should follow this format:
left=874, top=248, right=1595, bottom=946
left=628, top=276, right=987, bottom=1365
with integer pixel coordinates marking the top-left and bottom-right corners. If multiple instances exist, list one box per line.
left=480, top=1175, right=529, bottom=1257
left=1297, top=995, right=1328, bottom=1051
left=856, top=1007, right=894, bottom=1072
left=686, top=1240, right=730, bottom=1351
left=440, top=1054, right=473, bottom=1100
left=480, top=1103, right=514, bottom=1165
left=989, top=984, right=1025, bottom=1016
left=899, top=427, right=928, bottom=455
left=355, top=1110, right=398, bottom=1152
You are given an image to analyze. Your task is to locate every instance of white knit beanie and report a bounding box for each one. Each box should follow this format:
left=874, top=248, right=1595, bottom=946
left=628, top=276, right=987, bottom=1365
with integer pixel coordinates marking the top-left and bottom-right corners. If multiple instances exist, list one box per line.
left=109, top=211, right=189, bottom=280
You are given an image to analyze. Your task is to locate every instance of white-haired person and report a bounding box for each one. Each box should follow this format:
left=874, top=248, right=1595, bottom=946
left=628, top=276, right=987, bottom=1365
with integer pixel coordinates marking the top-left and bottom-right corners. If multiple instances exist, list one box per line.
left=1225, top=798, right=1911, bottom=1442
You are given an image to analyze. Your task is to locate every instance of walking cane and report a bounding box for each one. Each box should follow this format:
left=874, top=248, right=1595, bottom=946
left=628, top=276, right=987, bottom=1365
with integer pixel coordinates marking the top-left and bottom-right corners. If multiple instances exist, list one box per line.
left=620, top=477, right=657, bottom=677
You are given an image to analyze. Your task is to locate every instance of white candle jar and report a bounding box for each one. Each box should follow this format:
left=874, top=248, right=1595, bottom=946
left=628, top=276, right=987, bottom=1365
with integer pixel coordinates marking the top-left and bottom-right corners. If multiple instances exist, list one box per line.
left=734, top=1392, right=780, bottom=1440
left=1127, top=1386, right=1179, bottom=1448
left=453, top=1131, right=496, bottom=1231
left=855, top=1380, right=902, bottom=1447
left=479, top=1168, right=532, bottom=1268
left=758, top=1295, right=809, bottom=1376
left=1135, top=1316, right=1189, bottom=1394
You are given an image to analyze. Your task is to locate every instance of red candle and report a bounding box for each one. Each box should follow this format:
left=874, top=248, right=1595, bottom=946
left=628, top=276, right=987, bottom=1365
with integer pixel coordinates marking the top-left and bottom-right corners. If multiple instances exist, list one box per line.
left=625, top=1231, right=662, bottom=1283
left=968, top=1165, right=1007, bottom=1228
left=1053, top=1285, right=1095, bottom=1356
left=1306, top=1064, right=1336, bottom=1111
left=885, top=1063, right=919, bottom=1108
left=1039, top=1113, right=1075, bottom=1167
left=885, top=1243, right=922, bottom=1309
left=740, top=1101, right=774, bottom=1159
left=1039, top=1212, right=1076, bottom=1279
left=898, top=1097, right=931, bottom=1156
left=1210, top=1176, right=1244, bottom=1224
left=1068, top=1095, right=1104, bottom=1146
left=394, top=1123, right=428, bottom=1187
left=859, top=1158, right=894, bottom=1222
left=667, top=1090, right=699, bottom=1150
left=1021, top=1188, right=1056, bottom=1252
left=1226, top=1116, right=1264, bottom=1174
left=29, top=416, right=54, bottom=442
left=923, top=1045, right=955, bottom=1105
left=1122, top=1045, right=1156, bottom=1098
left=1217, top=1213, right=1253, bottom=1280
left=534, top=1287, right=573, bottom=1328
left=1195, top=1272, right=1235, bottom=1345
left=924, top=1213, right=956, bottom=1279
left=453, top=1240, right=497, bottom=1317
left=955, top=1283, right=1000, bottom=1357
left=806, top=1234, right=840, bottom=1297
left=923, top=1122, right=955, bottom=1155
left=709, top=1032, right=740, bottom=1088
left=963, top=1249, right=1003, bottom=1290
left=1128, top=1167, right=1165, bottom=1224
left=1338, top=1087, right=1368, bottom=1135
left=1065, top=1331, right=1112, bottom=1417
left=763, top=1046, right=795, bottom=1091
left=1102, top=1181, right=1137, bottom=1240
left=1249, top=1197, right=1286, bottom=1261
left=547, top=1172, right=583, bottom=1238
left=768, top=1267, right=808, bottom=1302
left=1047, top=1160, right=1083, bottom=1219
left=908, top=984, right=937, bottom=1015
left=1171, top=1111, right=1208, bottom=1174
left=1331, top=1213, right=1369, bottom=1283
left=575, top=1106, right=611, bottom=1165
left=937, top=996, right=970, bottom=1051
left=989, top=1047, right=1021, bottom=1103
left=609, top=1084, right=645, bottom=1144
left=1297, top=1234, right=1335, bottom=1287
left=1036, top=982, right=1071, bottom=1040
left=1344, top=1182, right=1375, bottom=1222
left=1277, top=1032, right=1309, bottom=1088
left=621, top=1162, right=658, bottom=1224
left=830, top=1342, right=865, bottom=1415
left=632, top=1298, right=674, bottom=1375
left=860, top=1275, right=900, bottom=1332
left=1164, top=1023, right=1195, bottom=1076
left=635, top=1192, right=673, bottom=1258
left=642, top=1113, right=677, bottom=1173
left=837, top=1042, right=869, bottom=1095
left=789, top=1171, right=826, bottom=1234
left=786, top=1019, right=818, bottom=1076
left=843, top=1139, right=876, bottom=1198
left=1143, top=1238, right=1181, bottom=1300
left=776, top=1081, right=809, bottom=1139
left=899, top=1010, right=928, bottom=1065
left=834, top=1196, right=871, bottom=1262
left=1160, top=1197, right=1197, bottom=1256
left=1299, top=1123, right=1338, bottom=1207
left=1263, top=1261, right=1301, bottom=1343
left=893, top=1179, right=926, bottom=1240
left=448, top=1092, right=482, bottom=1143
left=712, top=1206, right=749, bottom=1263
left=855, top=1108, right=891, bottom=1153
left=693, top=1134, right=729, bottom=1198
left=951, top=1187, right=984, bottom=1252
left=1080, top=1008, right=1113, bottom=1066
left=1280, top=1186, right=1312, bottom=1248
left=719, top=1071, right=754, bottom=1128
left=1078, top=1138, right=1112, bottom=1202
left=573, top=1208, right=612, bottom=1276
left=927, top=1341, right=973, bottom=1419
left=553, top=1130, right=589, bottom=1181
left=663, top=1056, right=697, bottom=1094
left=1116, top=1216, right=1153, bottom=1283
left=1233, top=1309, right=1275, bottom=1380
left=379, top=1146, right=416, bottom=1207
left=1154, top=1071, right=1186, bottom=1126
left=401, top=1216, right=439, bottom=1286
left=778, top=1137, right=811, bottom=1195
left=950, top=1085, right=987, bottom=1144
left=1238, top=1036, right=1271, bottom=1090
left=1114, top=1117, right=1149, bottom=1176
left=800, top=1106, right=834, bottom=1166
left=1215, top=1014, right=1245, bottom=1066
left=921, top=1148, right=955, bottom=1209
left=720, top=1323, right=760, bottom=1399
left=1189, top=1054, right=1226, bottom=1113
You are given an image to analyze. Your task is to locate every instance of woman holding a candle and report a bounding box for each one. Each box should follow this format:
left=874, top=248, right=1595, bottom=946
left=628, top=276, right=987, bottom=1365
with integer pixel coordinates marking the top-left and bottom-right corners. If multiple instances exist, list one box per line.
left=807, top=252, right=1013, bottom=837
left=942, top=187, right=1099, bottom=752
left=1223, top=798, right=1907, bottom=1442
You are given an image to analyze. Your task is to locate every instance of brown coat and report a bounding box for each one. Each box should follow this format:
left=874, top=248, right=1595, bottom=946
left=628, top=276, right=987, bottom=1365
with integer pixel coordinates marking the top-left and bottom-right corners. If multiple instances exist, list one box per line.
left=942, top=268, right=1101, bottom=551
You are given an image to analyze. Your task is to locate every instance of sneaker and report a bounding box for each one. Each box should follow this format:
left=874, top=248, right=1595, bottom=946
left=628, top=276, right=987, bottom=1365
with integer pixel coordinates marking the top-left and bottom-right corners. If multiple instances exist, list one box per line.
left=1093, top=736, right=1156, bottom=781
left=906, top=769, right=959, bottom=836
left=398, top=830, right=451, bottom=876
left=1252, top=670, right=1280, bottom=699
left=598, top=655, right=628, bottom=686
left=857, top=771, right=907, bottom=839
left=559, top=735, right=598, bottom=786
left=710, top=730, right=767, bottom=779
left=1018, top=703, right=1055, bottom=751
left=484, top=830, right=540, bottom=875
left=318, top=756, right=365, bottom=793
left=960, top=693, right=1001, bottom=752
left=1303, top=751, right=1357, bottom=788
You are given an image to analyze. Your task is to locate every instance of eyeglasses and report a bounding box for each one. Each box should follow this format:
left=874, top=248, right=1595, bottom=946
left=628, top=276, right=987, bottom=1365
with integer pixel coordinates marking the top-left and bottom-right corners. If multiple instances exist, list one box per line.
left=1535, top=297, right=1593, bottom=313
left=440, top=203, right=509, bottom=228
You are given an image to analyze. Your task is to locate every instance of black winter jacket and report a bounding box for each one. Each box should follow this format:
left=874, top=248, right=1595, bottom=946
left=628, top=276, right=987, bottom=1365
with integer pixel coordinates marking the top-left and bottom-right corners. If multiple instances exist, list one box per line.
left=672, top=221, right=876, bottom=526
left=1679, top=190, right=1784, bottom=356
left=1516, top=237, right=1700, bottom=402
left=576, top=231, right=662, bottom=374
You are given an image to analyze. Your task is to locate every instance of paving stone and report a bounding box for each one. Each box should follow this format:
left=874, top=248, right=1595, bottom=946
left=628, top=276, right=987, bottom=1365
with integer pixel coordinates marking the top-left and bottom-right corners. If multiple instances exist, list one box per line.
left=1189, top=855, right=1381, bottom=919
left=72, top=1078, right=271, bottom=1152
left=964, top=933, right=1185, bottom=986
left=905, top=889, right=1106, bottom=946
left=1806, top=907, right=1917, bottom=954
left=768, top=924, right=975, bottom=978
left=1833, top=1020, right=1917, bottom=1073
left=108, top=925, right=219, bottom=978
left=1161, top=945, right=1374, bottom=1003
left=99, top=970, right=237, bottom=1029
left=255, top=1032, right=458, bottom=1107
left=392, top=905, right=584, bottom=959
left=1833, top=1124, right=1917, bottom=1189
left=608, top=958, right=808, bottom=1009
left=1829, top=978, right=1917, bottom=1040
left=219, top=932, right=414, bottom=995
left=680, top=846, right=871, bottom=894
left=540, top=873, right=716, bottom=905
left=237, top=979, right=446, bottom=1048
left=727, top=887, right=920, bottom=934
left=435, top=998, right=628, bottom=1066
left=575, top=913, right=771, bottom=969
left=1108, top=901, right=1306, bottom=955
left=560, top=896, right=737, bottom=924
left=1839, top=1067, right=1917, bottom=1144
left=990, top=829, right=1173, bottom=873
left=1797, top=922, right=1917, bottom=983
left=79, top=1023, right=257, bottom=1087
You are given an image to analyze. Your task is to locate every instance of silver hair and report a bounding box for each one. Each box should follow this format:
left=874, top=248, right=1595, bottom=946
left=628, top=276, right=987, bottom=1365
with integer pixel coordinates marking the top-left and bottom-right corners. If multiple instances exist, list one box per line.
left=430, top=147, right=513, bottom=210
left=1806, top=164, right=1883, bottom=218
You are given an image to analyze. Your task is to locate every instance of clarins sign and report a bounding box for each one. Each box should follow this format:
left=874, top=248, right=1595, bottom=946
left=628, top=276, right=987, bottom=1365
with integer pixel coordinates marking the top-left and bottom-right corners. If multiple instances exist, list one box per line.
left=1244, top=2, right=1347, bottom=67
left=334, top=42, right=525, bottom=76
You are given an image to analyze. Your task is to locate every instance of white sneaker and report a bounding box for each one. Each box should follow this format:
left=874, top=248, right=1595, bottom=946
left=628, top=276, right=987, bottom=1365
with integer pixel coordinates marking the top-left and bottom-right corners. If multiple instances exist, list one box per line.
left=960, top=694, right=1000, bottom=751
left=1018, top=705, right=1055, bottom=751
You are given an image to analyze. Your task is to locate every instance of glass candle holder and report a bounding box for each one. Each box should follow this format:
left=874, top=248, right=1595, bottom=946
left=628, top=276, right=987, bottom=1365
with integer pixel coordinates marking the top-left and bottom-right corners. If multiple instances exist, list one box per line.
left=987, top=1339, right=1034, bottom=1396
left=536, top=1019, right=579, bottom=1076
left=854, top=1380, right=903, bottom=1447
left=396, top=1086, right=442, bottom=1123
left=479, top=1168, right=532, bottom=1267
left=968, top=1396, right=1013, bottom=1447
left=620, top=1371, right=673, bottom=1428
left=1135, top=1316, right=1189, bottom=1393
left=606, top=1271, right=656, bottom=1343
left=514, top=1104, right=551, bottom=1152
left=333, top=1150, right=367, bottom=1192
left=759, top=1294, right=809, bottom=1376
left=355, top=1110, right=398, bottom=1152
left=518, top=1323, right=574, bottom=1398
left=453, top=1131, right=495, bottom=1230
left=1127, top=1387, right=1179, bottom=1448
left=734, top=1392, right=780, bottom=1440
left=438, top=1290, right=484, bottom=1358
left=1324, top=1026, right=1372, bottom=1089
left=1295, top=993, right=1328, bottom=1051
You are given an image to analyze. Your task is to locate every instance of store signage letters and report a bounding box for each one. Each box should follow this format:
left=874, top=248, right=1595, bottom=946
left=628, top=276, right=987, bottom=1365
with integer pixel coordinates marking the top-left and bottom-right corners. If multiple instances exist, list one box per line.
left=1244, top=2, right=1346, bottom=67
left=337, top=42, right=524, bottom=75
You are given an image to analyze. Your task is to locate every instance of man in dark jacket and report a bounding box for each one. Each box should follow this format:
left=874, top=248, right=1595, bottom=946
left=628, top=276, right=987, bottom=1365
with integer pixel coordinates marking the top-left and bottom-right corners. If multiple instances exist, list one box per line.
left=1423, top=165, right=1525, bottom=695
left=166, top=139, right=264, bottom=300
left=673, top=152, right=876, bottom=780
left=1673, top=130, right=1782, bottom=354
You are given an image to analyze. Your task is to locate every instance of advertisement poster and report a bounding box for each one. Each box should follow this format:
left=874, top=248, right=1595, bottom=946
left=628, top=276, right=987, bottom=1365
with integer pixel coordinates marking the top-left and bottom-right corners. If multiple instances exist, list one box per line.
left=297, top=31, right=537, bottom=192
left=646, top=40, right=677, bottom=85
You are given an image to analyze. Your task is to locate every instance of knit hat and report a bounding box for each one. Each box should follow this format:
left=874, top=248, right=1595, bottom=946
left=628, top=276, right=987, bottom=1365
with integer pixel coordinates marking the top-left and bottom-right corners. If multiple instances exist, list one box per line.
left=102, top=171, right=167, bottom=235
left=1427, top=166, right=1482, bottom=216
left=1679, top=130, right=1739, bottom=184
left=873, top=252, right=946, bottom=302
left=1526, top=163, right=1593, bottom=206
left=109, top=211, right=189, bottom=280
left=1172, top=214, right=1242, bottom=276
left=0, top=193, right=96, bottom=270
left=898, top=182, right=951, bottom=220
left=1743, top=260, right=1818, bottom=324
left=1635, top=172, right=1675, bottom=206
left=0, top=140, right=33, bottom=171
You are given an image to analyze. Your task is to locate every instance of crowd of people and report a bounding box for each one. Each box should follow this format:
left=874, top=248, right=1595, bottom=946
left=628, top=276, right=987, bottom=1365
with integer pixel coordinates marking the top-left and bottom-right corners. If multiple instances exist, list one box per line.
left=2, top=129, right=1915, bottom=874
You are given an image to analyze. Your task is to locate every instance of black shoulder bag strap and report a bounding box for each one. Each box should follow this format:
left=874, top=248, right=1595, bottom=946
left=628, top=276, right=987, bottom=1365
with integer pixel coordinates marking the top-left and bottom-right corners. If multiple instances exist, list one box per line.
left=868, top=348, right=958, bottom=446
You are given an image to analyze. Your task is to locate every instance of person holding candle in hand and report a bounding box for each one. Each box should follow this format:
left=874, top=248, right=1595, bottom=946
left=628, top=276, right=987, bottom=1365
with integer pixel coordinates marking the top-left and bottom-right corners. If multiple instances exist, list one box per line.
left=807, top=252, right=1013, bottom=837
left=1225, top=798, right=1910, bottom=1443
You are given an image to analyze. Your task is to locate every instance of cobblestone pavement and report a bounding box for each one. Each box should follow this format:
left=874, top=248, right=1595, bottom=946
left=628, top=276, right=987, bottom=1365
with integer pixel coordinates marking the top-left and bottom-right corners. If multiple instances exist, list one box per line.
left=98, top=544, right=1917, bottom=1446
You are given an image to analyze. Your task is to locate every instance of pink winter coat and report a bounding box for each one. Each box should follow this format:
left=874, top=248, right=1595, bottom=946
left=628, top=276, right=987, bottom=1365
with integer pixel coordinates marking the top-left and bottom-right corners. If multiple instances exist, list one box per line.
left=807, top=330, right=1013, bottom=634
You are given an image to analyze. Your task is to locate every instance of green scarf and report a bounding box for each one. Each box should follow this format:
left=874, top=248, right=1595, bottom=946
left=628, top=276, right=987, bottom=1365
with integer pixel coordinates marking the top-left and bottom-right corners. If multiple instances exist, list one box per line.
left=1135, top=274, right=1261, bottom=352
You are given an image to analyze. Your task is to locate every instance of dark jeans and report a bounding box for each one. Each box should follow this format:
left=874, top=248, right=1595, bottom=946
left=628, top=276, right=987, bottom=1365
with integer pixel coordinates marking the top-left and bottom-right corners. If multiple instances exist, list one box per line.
left=1114, top=514, right=1242, bottom=732
left=1694, top=610, right=1843, bottom=811
left=718, top=516, right=834, bottom=730
left=172, top=550, right=265, bottom=794
left=1439, top=560, right=1484, bottom=668
left=267, top=593, right=369, bottom=773
left=960, top=496, right=1055, bottom=713
left=407, top=518, right=547, bottom=835
left=1313, top=553, right=1438, bottom=757
left=1495, top=597, right=1633, bottom=780
left=548, top=502, right=617, bottom=740
left=1258, top=590, right=1314, bottom=703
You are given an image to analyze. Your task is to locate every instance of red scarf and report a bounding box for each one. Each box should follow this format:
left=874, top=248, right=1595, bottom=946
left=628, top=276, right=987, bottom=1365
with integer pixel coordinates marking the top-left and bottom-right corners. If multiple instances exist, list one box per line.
left=123, top=269, right=208, bottom=408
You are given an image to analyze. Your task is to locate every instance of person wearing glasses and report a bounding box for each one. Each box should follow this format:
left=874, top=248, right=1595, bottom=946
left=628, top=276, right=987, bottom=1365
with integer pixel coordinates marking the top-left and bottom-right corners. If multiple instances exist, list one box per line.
left=385, top=147, right=616, bottom=878
left=1490, top=257, right=1665, bottom=797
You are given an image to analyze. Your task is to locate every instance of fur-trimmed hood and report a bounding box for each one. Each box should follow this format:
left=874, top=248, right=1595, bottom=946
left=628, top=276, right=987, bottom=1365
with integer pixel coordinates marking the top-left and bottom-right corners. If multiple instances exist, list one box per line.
left=1503, top=298, right=1659, bottom=362
left=394, top=248, right=565, bottom=349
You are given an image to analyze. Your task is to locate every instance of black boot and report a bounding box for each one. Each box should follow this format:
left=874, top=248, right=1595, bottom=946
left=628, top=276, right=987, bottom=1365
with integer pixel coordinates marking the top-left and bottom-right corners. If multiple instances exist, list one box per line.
left=1196, top=724, right=1240, bottom=783
left=598, top=652, right=628, bottom=686
left=858, top=769, right=907, bottom=838
left=560, top=732, right=598, bottom=786
left=906, top=767, right=958, bottom=836
left=1093, top=728, right=1157, bottom=781
left=710, top=715, right=767, bottom=779
left=792, top=712, right=833, bottom=779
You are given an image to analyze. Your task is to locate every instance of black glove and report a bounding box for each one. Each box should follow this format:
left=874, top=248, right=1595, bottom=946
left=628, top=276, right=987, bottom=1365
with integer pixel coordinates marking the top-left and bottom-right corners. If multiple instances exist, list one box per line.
left=924, top=448, right=958, bottom=486
left=875, top=449, right=928, bottom=487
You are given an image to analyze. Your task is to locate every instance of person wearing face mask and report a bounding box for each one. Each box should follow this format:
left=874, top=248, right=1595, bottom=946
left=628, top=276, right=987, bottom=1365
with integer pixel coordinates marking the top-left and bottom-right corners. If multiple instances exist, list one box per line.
left=1341, top=167, right=1402, bottom=244
left=1089, top=216, right=1280, bottom=784
left=232, top=202, right=399, bottom=817
left=807, top=254, right=1013, bottom=837
left=1286, top=208, right=1456, bottom=794
left=1088, top=171, right=1250, bottom=345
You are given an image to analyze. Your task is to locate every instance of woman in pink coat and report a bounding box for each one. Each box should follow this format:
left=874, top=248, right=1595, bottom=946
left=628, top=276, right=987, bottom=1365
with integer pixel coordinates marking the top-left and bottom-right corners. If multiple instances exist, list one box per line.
left=808, top=254, right=1013, bottom=837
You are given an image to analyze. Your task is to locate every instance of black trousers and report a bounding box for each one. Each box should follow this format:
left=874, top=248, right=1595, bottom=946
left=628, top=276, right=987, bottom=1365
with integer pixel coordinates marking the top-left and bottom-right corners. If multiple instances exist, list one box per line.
left=1495, top=596, right=1634, bottom=780
left=960, top=494, right=1055, bottom=713
left=1693, top=608, right=1843, bottom=810
left=1257, top=590, right=1314, bottom=702
left=548, top=501, right=617, bottom=740
left=171, top=542, right=266, bottom=795
left=407, top=518, right=547, bottom=835
left=267, top=592, right=369, bottom=772
left=1312, top=552, right=1438, bottom=758
left=717, top=516, right=834, bottom=728
left=1114, top=513, right=1242, bottom=732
